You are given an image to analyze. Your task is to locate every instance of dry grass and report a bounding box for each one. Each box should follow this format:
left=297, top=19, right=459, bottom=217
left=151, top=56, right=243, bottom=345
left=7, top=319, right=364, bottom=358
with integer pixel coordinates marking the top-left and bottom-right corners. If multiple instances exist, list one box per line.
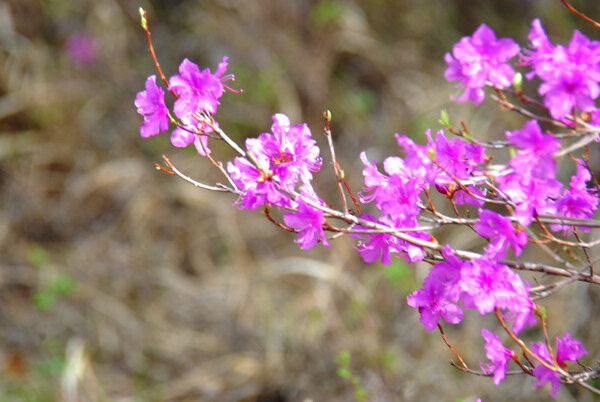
left=1, top=1, right=599, bottom=401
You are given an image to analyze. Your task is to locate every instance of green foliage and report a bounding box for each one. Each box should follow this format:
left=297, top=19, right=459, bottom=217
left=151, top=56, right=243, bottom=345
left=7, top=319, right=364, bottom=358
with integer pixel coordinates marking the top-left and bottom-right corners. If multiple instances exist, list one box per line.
left=34, top=356, right=65, bottom=377
left=32, top=290, right=56, bottom=311
left=380, top=349, right=397, bottom=373
left=336, top=350, right=368, bottom=402
left=32, top=273, right=77, bottom=311
left=310, top=1, right=342, bottom=27
left=50, top=274, right=77, bottom=295
left=383, top=259, right=414, bottom=293
left=26, top=244, right=50, bottom=269
left=439, top=109, right=452, bottom=129
left=349, top=88, right=377, bottom=115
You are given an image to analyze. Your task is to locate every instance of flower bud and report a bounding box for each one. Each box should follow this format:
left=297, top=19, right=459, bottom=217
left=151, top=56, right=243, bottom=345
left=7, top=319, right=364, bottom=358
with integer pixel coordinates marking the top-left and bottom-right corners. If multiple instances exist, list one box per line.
left=512, top=72, right=523, bottom=92
left=139, top=7, right=148, bottom=30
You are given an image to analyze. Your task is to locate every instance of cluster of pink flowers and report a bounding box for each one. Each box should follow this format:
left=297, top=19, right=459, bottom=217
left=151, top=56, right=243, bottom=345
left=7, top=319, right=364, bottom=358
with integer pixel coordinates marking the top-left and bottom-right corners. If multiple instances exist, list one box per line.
left=135, top=18, right=598, bottom=397
left=134, top=57, right=235, bottom=155
left=522, top=19, right=600, bottom=120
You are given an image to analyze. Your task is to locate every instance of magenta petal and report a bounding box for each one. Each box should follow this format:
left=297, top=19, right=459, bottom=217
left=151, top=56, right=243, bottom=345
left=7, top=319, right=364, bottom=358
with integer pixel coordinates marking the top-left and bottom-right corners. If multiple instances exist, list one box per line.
left=170, top=127, right=195, bottom=147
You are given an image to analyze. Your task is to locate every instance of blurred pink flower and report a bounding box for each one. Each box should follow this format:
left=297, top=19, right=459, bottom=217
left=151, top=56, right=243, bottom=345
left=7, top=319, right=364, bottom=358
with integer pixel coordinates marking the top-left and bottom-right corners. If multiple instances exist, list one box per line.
left=65, top=32, right=98, bottom=67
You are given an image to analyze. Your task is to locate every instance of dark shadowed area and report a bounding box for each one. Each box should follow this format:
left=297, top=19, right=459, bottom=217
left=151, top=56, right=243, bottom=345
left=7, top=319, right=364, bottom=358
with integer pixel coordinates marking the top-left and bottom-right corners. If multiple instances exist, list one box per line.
left=1, top=0, right=599, bottom=401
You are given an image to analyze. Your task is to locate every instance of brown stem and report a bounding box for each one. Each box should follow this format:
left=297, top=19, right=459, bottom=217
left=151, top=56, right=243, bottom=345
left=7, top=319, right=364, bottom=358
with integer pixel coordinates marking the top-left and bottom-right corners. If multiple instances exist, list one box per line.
left=438, top=324, right=468, bottom=368
left=141, top=9, right=178, bottom=99
left=560, top=0, right=600, bottom=29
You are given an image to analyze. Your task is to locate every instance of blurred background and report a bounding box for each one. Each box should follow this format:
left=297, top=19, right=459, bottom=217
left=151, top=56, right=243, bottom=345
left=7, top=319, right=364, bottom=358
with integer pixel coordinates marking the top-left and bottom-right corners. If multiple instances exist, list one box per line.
left=1, top=0, right=599, bottom=400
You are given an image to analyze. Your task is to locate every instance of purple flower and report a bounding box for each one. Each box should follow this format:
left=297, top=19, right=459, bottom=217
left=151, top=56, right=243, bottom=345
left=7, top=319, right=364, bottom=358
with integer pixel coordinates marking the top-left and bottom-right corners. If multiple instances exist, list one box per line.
left=551, top=162, right=599, bottom=234
left=445, top=24, right=520, bottom=104
left=427, top=129, right=486, bottom=180
left=358, top=151, right=425, bottom=222
left=350, top=213, right=427, bottom=265
left=460, top=258, right=517, bottom=315
left=520, top=19, right=554, bottom=80
left=395, top=134, right=431, bottom=173
left=500, top=271, right=536, bottom=334
left=394, top=129, right=487, bottom=203
left=497, top=172, right=562, bottom=226
left=65, top=32, right=98, bottom=67
left=169, top=57, right=233, bottom=118
left=227, top=154, right=289, bottom=210
left=475, top=209, right=528, bottom=259
left=249, top=114, right=322, bottom=191
left=351, top=215, right=398, bottom=265
left=283, top=186, right=328, bottom=250
left=506, top=120, right=559, bottom=179
left=522, top=19, right=600, bottom=120
left=134, top=75, right=169, bottom=138
left=227, top=114, right=321, bottom=210
left=531, top=342, right=560, bottom=397
left=480, top=328, right=513, bottom=385
left=452, top=185, right=487, bottom=207
left=531, top=333, right=587, bottom=397
left=166, top=57, right=235, bottom=155
left=170, top=126, right=212, bottom=156
left=539, top=69, right=599, bottom=120
left=426, top=245, right=467, bottom=302
left=555, top=332, right=587, bottom=364
left=407, top=275, right=463, bottom=331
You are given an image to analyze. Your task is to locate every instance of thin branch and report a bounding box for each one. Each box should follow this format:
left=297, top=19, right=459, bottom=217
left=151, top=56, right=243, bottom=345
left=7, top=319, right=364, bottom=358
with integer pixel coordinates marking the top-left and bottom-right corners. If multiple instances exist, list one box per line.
left=438, top=324, right=467, bottom=368
left=560, top=0, right=600, bottom=29
left=140, top=9, right=177, bottom=98
left=323, top=111, right=349, bottom=214
left=159, top=156, right=236, bottom=193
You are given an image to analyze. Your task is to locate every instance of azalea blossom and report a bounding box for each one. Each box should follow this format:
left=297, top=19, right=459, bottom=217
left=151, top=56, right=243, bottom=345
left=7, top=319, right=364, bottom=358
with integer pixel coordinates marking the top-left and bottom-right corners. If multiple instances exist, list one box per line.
left=475, top=209, right=528, bottom=259
left=480, top=328, right=513, bottom=385
left=531, top=332, right=587, bottom=397
left=283, top=186, right=328, bottom=250
left=522, top=19, right=600, bottom=120
left=407, top=275, right=463, bottom=331
left=227, top=114, right=321, bottom=210
left=134, top=75, right=169, bottom=138
left=445, top=24, right=520, bottom=104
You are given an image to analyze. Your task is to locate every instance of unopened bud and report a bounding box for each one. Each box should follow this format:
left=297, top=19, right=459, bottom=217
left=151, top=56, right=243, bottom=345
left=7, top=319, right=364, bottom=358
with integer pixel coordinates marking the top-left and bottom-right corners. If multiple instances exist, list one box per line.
left=536, top=305, right=547, bottom=320
left=139, top=7, right=148, bottom=30
left=512, top=72, right=523, bottom=92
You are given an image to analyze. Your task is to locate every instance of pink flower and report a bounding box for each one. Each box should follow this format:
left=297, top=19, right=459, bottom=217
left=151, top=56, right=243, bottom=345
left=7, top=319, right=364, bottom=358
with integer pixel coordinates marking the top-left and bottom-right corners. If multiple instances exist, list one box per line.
left=249, top=114, right=322, bottom=191
left=531, top=332, right=587, bottom=397
left=65, top=33, right=98, bottom=67
left=506, top=120, right=559, bottom=179
left=475, top=209, right=528, bottom=259
left=227, top=114, right=321, bottom=210
left=522, top=19, right=600, bottom=120
left=480, top=328, right=513, bottom=385
left=350, top=215, right=398, bottom=265
left=551, top=162, right=599, bottom=234
left=167, top=57, right=235, bottom=155
left=283, top=186, right=328, bottom=250
left=134, top=75, right=169, bottom=138
left=170, top=126, right=212, bottom=156
left=460, top=258, right=517, bottom=315
left=407, top=275, right=463, bottom=331
left=169, top=57, right=233, bottom=117
left=445, top=24, right=520, bottom=104
left=426, top=245, right=467, bottom=302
